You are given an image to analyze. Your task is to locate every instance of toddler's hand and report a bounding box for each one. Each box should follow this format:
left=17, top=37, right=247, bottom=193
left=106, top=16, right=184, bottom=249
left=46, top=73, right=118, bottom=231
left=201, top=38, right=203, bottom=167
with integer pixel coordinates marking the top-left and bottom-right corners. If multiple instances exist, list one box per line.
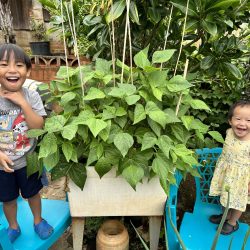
left=0, top=151, right=14, bottom=172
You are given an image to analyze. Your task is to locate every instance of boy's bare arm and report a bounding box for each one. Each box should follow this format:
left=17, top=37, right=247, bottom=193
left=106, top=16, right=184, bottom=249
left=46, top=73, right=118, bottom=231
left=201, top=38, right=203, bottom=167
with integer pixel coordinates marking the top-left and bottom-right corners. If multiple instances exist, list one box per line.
left=1, top=90, right=44, bottom=129
left=0, top=150, right=14, bottom=172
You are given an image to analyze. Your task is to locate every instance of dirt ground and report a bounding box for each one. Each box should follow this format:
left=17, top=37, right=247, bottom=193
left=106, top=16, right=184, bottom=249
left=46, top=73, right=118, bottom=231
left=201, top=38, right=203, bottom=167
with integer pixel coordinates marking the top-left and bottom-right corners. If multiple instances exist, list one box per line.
left=43, top=174, right=250, bottom=250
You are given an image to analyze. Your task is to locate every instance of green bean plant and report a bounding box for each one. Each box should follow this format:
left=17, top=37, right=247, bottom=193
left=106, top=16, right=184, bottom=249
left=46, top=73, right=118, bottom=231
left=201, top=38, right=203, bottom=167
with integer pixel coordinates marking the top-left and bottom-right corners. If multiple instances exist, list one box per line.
left=27, top=48, right=223, bottom=191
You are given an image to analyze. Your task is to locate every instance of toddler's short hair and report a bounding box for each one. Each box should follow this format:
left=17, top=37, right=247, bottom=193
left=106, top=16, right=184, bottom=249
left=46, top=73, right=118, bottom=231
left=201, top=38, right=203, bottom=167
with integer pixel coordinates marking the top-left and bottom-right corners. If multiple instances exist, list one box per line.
left=0, top=43, right=31, bottom=70
left=228, top=99, right=250, bottom=120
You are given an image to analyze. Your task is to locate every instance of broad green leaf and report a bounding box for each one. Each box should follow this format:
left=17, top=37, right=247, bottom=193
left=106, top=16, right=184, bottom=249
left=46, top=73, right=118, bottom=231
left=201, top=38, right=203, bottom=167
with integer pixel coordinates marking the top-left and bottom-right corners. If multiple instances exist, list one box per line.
left=95, top=58, right=112, bottom=74
left=106, top=0, right=126, bottom=24
left=134, top=104, right=146, bottom=124
left=147, top=118, right=162, bottom=137
left=85, top=118, right=107, bottom=137
left=222, top=62, right=242, bottom=80
left=62, top=142, right=73, bottom=162
left=141, top=132, right=157, bottom=151
left=99, top=120, right=111, bottom=141
left=118, top=83, right=137, bottom=96
left=95, top=157, right=113, bottom=178
left=190, top=119, right=209, bottom=133
left=134, top=46, right=151, bottom=69
left=103, top=75, right=113, bottom=85
left=83, top=87, right=106, bottom=100
left=200, top=56, right=215, bottom=70
left=129, top=1, right=140, bottom=25
left=61, top=92, right=76, bottom=106
left=180, top=155, right=198, bottom=166
left=44, top=115, right=66, bottom=133
left=157, top=135, right=173, bottom=158
left=56, top=66, right=77, bottom=78
left=70, top=110, right=95, bottom=125
left=171, top=0, right=198, bottom=17
left=114, top=132, right=134, bottom=157
left=27, top=129, right=46, bottom=138
left=171, top=124, right=190, bottom=143
left=68, top=163, right=87, bottom=190
left=164, top=109, right=181, bottom=123
left=108, top=87, right=125, bottom=97
left=43, top=150, right=59, bottom=170
left=116, top=107, right=127, bottom=116
left=167, top=75, right=193, bottom=92
left=190, top=99, right=210, bottom=110
left=148, top=6, right=161, bottom=24
left=173, top=144, right=193, bottom=156
left=51, top=163, right=70, bottom=181
left=122, top=165, right=144, bottom=190
left=27, top=152, right=43, bottom=177
left=152, top=49, right=176, bottom=64
left=145, top=101, right=168, bottom=128
left=125, top=95, right=140, bottom=105
left=208, top=131, right=225, bottom=143
left=152, top=155, right=171, bottom=193
left=202, top=20, right=217, bottom=36
left=61, top=125, right=78, bottom=140
left=151, top=87, right=163, bottom=101
left=207, top=0, right=239, bottom=11
left=39, top=133, right=57, bottom=158
left=181, top=116, right=194, bottom=130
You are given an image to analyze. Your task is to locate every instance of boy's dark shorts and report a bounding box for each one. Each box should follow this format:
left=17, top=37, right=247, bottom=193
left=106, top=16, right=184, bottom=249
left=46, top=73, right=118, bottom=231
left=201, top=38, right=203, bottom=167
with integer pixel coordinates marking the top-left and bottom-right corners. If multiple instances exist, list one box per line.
left=0, top=167, right=43, bottom=202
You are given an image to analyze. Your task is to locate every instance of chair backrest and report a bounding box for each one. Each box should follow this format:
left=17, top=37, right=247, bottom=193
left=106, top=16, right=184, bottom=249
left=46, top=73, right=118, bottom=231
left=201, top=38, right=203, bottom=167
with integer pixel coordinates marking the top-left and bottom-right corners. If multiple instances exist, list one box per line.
left=165, top=147, right=222, bottom=250
left=194, top=147, right=222, bottom=210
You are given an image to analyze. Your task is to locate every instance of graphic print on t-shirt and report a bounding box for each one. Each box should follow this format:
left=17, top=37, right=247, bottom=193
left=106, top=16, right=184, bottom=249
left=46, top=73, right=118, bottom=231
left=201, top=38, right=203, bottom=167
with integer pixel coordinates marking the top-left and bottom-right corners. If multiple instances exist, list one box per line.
left=0, top=109, right=31, bottom=156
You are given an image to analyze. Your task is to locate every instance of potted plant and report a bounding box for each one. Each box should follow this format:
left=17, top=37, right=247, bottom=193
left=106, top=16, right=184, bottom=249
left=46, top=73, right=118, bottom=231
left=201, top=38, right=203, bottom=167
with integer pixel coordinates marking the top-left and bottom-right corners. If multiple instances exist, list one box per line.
left=26, top=47, right=224, bottom=249
left=27, top=46, right=223, bottom=192
left=29, top=18, right=51, bottom=56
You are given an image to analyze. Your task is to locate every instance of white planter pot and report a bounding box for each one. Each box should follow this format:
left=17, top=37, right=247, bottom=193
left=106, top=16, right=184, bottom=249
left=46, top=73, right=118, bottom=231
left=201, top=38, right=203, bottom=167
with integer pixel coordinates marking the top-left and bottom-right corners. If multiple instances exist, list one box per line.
left=67, top=167, right=167, bottom=250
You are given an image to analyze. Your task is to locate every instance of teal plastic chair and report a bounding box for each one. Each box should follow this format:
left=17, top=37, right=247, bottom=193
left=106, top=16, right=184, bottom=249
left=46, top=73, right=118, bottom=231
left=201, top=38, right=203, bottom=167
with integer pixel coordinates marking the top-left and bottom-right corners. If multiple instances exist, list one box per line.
left=0, top=197, right=71, bottom=250
left=165, top=147, right=250, bottom=250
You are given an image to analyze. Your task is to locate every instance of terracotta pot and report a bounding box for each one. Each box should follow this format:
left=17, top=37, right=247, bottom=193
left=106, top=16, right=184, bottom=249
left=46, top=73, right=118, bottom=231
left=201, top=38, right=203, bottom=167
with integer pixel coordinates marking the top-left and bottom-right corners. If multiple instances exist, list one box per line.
left=96, top=220, right=129, bottom=250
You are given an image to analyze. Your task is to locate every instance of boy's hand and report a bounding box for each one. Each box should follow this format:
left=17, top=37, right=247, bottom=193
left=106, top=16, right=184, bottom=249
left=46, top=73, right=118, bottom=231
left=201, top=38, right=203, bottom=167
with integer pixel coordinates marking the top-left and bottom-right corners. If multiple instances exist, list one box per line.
left=0, top=151, right=14, bottom=173
left=248, top=183, right=250, bottom=195
left=0, top=90, right=27, bottom=107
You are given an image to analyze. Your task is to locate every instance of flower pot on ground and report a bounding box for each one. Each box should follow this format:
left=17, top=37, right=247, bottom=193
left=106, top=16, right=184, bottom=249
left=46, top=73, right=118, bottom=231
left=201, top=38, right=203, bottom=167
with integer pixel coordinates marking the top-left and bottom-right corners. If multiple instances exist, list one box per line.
left=29, top=18, right=51, bottom=56
left=29, top=41, right=51, bottom=56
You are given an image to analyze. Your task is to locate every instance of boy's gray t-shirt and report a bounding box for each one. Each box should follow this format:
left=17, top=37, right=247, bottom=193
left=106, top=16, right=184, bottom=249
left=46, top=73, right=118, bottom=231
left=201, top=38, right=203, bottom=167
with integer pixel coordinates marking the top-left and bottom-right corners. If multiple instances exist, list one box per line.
left=0, top=87, right=46, bottom=170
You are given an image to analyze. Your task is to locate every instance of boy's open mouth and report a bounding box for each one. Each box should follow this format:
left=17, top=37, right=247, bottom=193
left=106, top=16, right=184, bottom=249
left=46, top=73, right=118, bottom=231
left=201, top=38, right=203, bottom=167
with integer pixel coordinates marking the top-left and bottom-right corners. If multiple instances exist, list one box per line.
left=6, top=77, right=19, bottom=83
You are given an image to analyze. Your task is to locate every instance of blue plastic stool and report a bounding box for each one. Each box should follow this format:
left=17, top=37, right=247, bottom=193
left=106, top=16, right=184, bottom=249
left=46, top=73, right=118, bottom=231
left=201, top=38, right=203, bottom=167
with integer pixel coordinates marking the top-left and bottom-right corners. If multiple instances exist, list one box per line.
left=165, top=147, right=250, bottom=250
left=0, top=197, right=71, bottom=250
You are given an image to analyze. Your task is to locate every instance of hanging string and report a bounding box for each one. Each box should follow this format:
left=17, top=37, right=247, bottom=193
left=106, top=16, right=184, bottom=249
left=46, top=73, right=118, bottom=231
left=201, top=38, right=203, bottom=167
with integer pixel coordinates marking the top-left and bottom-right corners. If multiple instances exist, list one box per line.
left=60, top=0, right=69, bottom=82
left=121, top=0, right=131, bottom=84
left=173, top=0, right=190, bottom=76
left=175, top=59, right=189, bottom=116
left=126, top=0, right=133, bottom=84
left=110, top=0, right=116, bottom=86
left=69, top=0, right=84, bottom=96
left=160, top=5, right=173, bottom=71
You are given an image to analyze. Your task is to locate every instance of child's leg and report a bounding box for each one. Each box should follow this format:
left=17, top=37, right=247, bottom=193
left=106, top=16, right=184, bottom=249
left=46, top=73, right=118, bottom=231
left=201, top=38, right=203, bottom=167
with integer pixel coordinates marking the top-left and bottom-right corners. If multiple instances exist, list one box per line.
left=227, top=209, right=242, bottom=226
left=28, top=193, right=42, bottom=225
left=3, top=199, right=18, bottom=229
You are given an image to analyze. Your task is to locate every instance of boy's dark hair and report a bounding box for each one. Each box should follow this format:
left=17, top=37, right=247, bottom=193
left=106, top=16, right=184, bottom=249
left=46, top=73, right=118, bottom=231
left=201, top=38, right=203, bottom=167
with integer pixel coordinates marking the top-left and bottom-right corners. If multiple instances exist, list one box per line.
left=228, top=99, right=250, bottom=120
left=0, top=43, right=31, bottom=69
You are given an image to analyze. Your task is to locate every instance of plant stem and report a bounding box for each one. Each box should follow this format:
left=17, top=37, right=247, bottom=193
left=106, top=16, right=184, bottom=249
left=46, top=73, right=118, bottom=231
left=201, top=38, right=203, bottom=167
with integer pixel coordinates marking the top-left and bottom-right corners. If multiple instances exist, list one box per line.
left=174, top=0, right=190, bottom=76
